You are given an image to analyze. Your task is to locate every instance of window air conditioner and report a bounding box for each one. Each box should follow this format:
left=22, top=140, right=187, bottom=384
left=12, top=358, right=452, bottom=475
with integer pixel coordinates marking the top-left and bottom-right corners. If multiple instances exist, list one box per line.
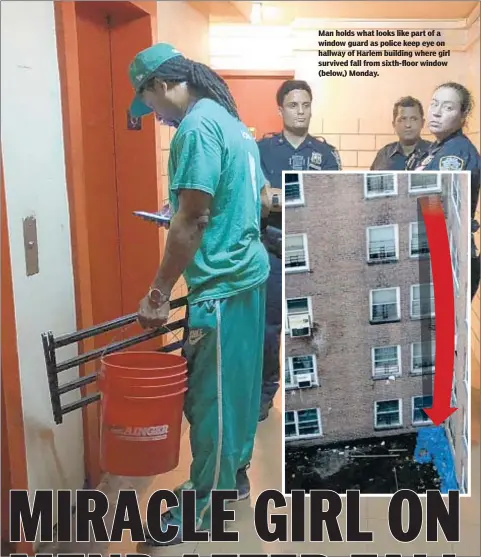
left=296, top=373, right=313, bottom=388
left=288, top=314, right=311, bottom=338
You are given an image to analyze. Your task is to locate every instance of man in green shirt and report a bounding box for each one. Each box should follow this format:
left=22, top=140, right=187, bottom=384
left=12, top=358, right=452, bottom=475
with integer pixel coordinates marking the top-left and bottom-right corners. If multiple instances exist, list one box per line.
left=130, top=43, right=270, bottom=546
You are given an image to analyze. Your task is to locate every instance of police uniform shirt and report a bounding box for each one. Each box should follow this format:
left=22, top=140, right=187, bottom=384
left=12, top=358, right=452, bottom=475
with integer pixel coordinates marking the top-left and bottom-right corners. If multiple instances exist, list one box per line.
left=257, top=132, right=341, bottom=190
left=407, top=129, right=481, bottom=171
left=370, top=139, right=431, bottom=171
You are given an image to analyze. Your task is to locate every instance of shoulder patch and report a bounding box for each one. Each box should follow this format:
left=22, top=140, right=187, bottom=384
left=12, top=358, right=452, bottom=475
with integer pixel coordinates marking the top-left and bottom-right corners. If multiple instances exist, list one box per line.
left=439, top=155, right=464, bottom=170
left=332, top=148, right=342, bottom=170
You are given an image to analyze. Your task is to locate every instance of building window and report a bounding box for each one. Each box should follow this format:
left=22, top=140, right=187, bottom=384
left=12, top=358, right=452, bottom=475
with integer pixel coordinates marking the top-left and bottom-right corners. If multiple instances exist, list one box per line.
left=372, top=345, right=401, bottom=378
left=451, top=375, right=457, bottom=407
left=285, top=234, right=309, bottom=273
left=370, top=287, right=400, bottom=323
left=408, top=173, right=442, bottom=193
left=375, top=399, right=402, bottom=429
left=285, top=408, right=322, bottom=439
left=412, top=395, right=433, bottom=425
left=364, top=173, right=397, bottom=198
left=367, top=225, right=398, bottom=262
left=285, top=355, right=318, bottom=390
left=463, top=355, right=469, bottom=392
left=451, top=174, right=461, bottom=219
left=284, top=172, right=304, bottom=206
left=448, top=414, right=456, bottom=446
left=286, top=297, right=312, bottom=337
left=463, top=409, right=469, bottom=449
left=461, top=463, right=468, bottom=494
left=409, top=222, right=430, bottom=257
left=411, top=341, right=435, bottom=374
left=410, top=283, right=435, bottom=319
left=449, top=232, right=460, bottom=294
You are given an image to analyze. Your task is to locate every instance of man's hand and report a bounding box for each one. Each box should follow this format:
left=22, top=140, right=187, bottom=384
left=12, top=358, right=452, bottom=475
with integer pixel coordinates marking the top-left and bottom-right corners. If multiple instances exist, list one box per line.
left=261, top=182, right=282, bottom=217
left=137, top=295, right=170, bottom=329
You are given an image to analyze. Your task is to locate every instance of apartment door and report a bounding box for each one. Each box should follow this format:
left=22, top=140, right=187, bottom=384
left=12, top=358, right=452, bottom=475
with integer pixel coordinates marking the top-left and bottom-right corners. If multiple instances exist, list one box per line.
left=73, top=1, right=161, bottom=330
left=222, top=71, right=294, bottom=140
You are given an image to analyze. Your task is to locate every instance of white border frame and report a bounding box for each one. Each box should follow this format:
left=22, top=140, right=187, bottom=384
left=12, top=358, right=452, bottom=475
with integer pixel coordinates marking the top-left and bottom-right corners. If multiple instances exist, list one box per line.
left=281, top=170, right=472, bottom=498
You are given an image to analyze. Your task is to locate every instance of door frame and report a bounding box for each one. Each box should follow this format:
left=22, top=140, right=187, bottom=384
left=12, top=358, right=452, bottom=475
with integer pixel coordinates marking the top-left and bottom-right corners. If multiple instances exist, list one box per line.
left=54, top=0, right=158, bottom=488
left=1, top=147, right=33, bottom=556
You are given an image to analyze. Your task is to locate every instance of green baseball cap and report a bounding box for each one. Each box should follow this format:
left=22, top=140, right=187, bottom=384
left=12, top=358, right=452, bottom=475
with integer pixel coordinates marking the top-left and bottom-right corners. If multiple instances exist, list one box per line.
left=129, top=43, right=183, bottom=118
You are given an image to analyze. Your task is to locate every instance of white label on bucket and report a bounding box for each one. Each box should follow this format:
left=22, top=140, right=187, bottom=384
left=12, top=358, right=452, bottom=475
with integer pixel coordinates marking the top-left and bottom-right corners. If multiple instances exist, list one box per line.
left=110, top=425, right=169, bottom=441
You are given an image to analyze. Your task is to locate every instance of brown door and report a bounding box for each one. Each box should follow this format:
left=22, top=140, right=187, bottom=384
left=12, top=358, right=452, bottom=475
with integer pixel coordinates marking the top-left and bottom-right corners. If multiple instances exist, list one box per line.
left=222, top=72, right=294, bottom=140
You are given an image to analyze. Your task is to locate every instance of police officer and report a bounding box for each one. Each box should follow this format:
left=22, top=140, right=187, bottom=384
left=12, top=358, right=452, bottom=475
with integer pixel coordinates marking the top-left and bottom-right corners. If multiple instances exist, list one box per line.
left=257, top=80, right=341, bottom=422
left=406, top=82, right=480, bottom=172
left=371, top=96, right=431, bottom=170
left=406, top=82, right=480, bottom=301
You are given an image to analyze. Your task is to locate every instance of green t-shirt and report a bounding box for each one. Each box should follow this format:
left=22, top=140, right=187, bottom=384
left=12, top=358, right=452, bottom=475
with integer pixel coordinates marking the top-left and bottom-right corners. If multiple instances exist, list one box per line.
left=168, top=98, right=270, bottom=304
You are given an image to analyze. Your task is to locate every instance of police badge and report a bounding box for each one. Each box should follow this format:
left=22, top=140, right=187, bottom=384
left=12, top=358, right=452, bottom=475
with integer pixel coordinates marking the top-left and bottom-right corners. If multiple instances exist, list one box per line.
left=439, top=156, right=464, bottom=170
left=415, top=155, right=434, bottom=171
left=309, top=152, right=323, bottom=170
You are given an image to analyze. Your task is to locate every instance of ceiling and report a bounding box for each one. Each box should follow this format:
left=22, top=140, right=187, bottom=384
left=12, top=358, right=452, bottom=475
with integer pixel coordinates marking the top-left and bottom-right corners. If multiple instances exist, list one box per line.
left=189, top=1, right=479, bottom=24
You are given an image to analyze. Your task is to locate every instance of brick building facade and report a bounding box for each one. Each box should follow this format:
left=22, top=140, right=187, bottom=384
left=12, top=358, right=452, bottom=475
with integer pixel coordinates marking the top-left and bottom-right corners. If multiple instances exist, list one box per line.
left=284, top=171, right=471, bottom=492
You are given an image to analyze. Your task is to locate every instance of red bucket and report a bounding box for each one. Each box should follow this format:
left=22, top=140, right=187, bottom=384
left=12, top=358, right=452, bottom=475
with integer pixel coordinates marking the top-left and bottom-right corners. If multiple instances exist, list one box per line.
left=98, top=351, right=188, bottom=476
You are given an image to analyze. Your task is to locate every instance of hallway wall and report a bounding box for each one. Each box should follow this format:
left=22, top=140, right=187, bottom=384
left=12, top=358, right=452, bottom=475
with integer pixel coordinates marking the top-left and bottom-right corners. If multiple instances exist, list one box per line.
left=0, top=1, right=85, bottom=543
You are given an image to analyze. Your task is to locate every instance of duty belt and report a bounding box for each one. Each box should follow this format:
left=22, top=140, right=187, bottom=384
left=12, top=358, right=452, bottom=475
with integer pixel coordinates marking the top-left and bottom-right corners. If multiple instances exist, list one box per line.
left=261, top=225, right=282, bottom=259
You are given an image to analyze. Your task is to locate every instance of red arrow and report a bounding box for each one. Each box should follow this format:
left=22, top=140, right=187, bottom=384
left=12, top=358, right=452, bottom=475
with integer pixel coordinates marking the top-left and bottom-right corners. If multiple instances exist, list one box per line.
left=420, top=196, right=456, bottom=426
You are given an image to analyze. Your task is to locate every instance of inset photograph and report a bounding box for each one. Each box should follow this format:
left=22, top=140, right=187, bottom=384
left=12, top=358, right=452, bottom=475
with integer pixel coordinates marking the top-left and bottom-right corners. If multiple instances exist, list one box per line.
left=283, top=171, right=471, bottom=495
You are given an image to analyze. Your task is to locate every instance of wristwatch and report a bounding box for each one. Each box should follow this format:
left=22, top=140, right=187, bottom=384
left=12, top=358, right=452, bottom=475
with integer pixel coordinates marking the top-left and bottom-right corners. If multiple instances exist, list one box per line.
left=148, top=287, right=169, bottom=307
left=272, top=194, right=280, bottom=208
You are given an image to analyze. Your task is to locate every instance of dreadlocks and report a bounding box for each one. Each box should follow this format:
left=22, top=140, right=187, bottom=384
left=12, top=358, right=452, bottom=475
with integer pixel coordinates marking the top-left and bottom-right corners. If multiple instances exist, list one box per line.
left=142, top=57, right=240, bottom=120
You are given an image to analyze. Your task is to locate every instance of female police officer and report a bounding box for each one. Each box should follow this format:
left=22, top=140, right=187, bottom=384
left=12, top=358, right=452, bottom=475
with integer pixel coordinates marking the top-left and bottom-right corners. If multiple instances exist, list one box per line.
left=130, top=43, right=270, bottom=545
left=406, top=82, right=480, bottom=301
left=406, top=82, right=480, bottom=172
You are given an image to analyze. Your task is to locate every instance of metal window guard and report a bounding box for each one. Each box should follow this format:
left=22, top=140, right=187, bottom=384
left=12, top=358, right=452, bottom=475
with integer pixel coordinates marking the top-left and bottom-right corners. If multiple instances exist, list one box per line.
left=41, top=296, right=188, bottom=425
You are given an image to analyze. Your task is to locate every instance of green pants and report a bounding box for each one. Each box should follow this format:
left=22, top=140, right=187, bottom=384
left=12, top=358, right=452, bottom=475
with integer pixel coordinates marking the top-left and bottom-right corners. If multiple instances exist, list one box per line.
left=170, top=284, right=266, bottom=530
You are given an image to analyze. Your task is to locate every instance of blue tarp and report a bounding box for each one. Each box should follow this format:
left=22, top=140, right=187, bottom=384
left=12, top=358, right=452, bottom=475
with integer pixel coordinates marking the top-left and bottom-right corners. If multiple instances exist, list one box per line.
left=413, top=426, right=458, bottom=492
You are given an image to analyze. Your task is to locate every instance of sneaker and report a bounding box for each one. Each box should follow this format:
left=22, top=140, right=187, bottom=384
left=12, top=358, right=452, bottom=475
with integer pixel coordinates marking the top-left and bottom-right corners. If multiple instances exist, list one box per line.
left=258, top=400, right=274, bottom=422
left=143, top=511, right=208, bottom=547
left=235, top=464, right=251, bottom=500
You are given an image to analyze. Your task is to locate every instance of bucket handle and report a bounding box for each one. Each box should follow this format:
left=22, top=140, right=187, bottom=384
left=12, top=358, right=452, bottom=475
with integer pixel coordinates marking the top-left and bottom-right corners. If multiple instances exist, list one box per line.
left=100, top=304, right=186, bottom=361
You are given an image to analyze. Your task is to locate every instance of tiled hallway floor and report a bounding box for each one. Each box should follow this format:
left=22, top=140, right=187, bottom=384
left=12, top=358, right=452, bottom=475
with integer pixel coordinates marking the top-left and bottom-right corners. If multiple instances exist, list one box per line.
left=41, top=389, right=480, bottom=556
